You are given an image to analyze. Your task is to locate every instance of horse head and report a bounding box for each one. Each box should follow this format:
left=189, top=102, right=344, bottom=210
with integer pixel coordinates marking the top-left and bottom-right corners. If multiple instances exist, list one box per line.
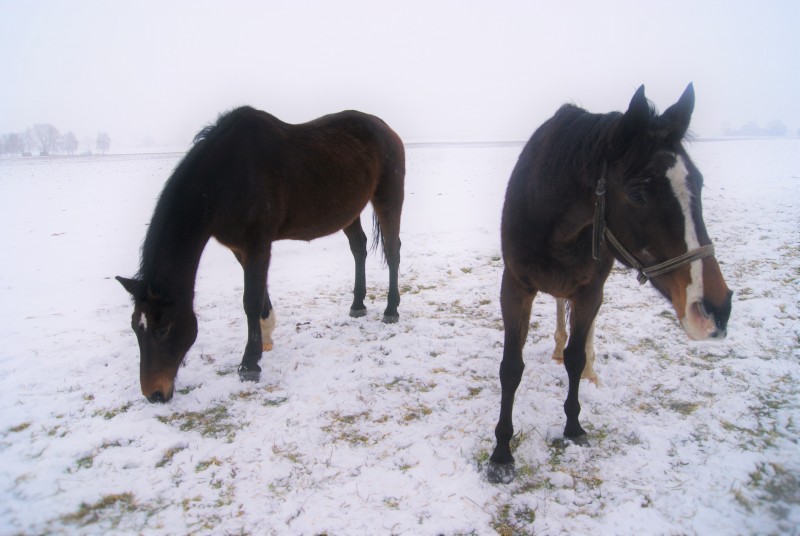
left=116, top=276, right=198, bottom=402
left=605, top=84, right=732, bottom=341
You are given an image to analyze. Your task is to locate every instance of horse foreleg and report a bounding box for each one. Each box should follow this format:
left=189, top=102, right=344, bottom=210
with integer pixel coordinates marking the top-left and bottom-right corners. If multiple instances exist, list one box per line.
left=488, top=269, right=535, bottom=483
left=562, top=287, right=603, bottom=443
left=343, top=218, right=368, bottom=318
left=238, top=244, right=272, bottom=382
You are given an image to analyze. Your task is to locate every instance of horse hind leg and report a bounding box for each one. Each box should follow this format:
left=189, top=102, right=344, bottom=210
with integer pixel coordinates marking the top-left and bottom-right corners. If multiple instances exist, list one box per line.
left=552, top=298, right=599, bottom=385
left=260, top=296, right=275, bottom=352
left=343, top=218, right=368, bottom=318
left=552, top=298, right=568, bottom=363
left=371, top=184, right=403, bottom=324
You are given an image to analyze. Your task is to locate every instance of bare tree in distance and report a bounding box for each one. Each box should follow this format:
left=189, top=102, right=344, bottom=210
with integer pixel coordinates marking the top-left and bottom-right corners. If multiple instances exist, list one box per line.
left=1, top=133, right=25, bottom=156
left=97, top=132, right=111, bottom=154
left=32, top=124, right=60, bottom=155
left=61, top=131, right=79, bottom=155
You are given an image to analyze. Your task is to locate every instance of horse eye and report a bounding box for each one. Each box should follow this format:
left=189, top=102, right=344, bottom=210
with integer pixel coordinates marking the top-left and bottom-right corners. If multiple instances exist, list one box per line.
left=155, top=324, right=172, bottom=338
left=626, top=178, right=650, bottom=206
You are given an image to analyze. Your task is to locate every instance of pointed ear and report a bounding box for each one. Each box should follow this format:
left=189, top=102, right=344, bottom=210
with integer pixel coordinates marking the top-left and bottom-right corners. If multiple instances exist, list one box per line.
left=661, top=83, right=695, bottom=139
left=618, top=84, right=651, bottom=143
left=116, top=276, right=144, bottom=297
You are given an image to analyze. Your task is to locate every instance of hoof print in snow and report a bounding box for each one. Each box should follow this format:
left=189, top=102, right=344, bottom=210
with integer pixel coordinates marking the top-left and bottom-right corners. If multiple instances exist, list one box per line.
left=349, top=308, right=367, bottom=318
left=486, top=461, right=516, bottom=484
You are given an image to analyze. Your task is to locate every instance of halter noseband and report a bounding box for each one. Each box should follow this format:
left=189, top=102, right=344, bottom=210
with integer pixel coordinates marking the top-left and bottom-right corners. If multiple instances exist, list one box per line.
left=591, top=163, right=715, bottom=284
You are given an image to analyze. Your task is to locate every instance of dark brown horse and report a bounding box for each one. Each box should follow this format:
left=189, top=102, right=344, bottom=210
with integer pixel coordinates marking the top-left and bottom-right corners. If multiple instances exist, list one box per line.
left=117, top=106, right=405, bottom=403
left=487, top=85, right=732, bottom=483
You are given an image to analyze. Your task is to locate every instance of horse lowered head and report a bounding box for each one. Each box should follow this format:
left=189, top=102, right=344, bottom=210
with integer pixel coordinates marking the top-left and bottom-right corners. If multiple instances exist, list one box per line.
left=116, top=276, right=197, bottom=403
left=601, top=83, right=732, bottom=340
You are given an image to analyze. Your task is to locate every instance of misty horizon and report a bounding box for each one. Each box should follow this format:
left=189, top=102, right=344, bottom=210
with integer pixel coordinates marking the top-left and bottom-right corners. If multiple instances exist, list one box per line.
left=1, top=1, right=799, bottom=150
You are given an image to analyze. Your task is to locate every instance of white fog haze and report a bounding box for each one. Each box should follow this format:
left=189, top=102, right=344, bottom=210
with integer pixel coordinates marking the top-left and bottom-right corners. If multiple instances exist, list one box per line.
left=1, top=0, right=798, bottom=150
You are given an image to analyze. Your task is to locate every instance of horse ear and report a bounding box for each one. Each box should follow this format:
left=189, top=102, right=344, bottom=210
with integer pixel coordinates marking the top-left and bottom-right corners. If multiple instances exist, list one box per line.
left=116, top=276, right=144, bottom=297
left=661, top=83, right=695, bottom=138
left=618, top=85, right=651, bottom=141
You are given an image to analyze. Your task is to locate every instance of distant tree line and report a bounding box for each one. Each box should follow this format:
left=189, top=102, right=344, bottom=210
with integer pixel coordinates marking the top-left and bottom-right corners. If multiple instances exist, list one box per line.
left=0, top=124, right=110, bottom=157
left=724, top=120, right=790, bottom=137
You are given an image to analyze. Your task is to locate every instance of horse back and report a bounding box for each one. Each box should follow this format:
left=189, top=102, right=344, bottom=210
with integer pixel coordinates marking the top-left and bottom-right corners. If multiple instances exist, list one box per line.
left=196, top=107, right=403, bottom=244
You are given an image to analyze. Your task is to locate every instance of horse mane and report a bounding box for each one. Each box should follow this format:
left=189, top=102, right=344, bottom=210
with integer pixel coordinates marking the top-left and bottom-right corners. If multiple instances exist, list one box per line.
left=540, top=99, right=661, bottom=188
left=137, top=107, right=260, bottom=284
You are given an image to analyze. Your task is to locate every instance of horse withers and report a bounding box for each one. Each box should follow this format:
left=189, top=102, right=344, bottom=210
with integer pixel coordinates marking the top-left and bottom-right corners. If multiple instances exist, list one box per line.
left=487, top=84, right=732, bottom=483
left=117, top=107, right=405, bottom=403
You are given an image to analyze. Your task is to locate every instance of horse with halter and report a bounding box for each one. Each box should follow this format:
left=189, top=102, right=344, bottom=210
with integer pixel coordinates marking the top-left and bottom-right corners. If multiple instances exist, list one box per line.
left=117, top=106, right=405, bottom=403
left=487, top=84, right=732, bottom=483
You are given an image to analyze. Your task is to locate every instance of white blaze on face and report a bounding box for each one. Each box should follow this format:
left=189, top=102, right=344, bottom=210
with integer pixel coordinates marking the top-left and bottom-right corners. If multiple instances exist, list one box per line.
left=665, top=154, right=704, bottom=319
left=139, top=312, right=148, bottom=331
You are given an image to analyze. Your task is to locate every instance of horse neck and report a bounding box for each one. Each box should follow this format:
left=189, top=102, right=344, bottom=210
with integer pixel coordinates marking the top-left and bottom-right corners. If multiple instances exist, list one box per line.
left=139, top=186, right=212, bottom=300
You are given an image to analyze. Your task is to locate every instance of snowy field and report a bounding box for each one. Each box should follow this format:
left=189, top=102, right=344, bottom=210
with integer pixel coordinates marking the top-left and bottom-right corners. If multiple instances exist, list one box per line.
left=1, top=139, right=798, bottom=535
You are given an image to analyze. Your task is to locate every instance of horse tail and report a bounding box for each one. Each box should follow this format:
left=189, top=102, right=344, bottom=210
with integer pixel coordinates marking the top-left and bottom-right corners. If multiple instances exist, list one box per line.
left=371, top=212, right=386, bottom=264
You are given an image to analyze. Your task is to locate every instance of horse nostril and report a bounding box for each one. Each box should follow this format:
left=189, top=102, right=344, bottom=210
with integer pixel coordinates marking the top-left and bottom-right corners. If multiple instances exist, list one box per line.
left=148, top=391, right=166, bottom=404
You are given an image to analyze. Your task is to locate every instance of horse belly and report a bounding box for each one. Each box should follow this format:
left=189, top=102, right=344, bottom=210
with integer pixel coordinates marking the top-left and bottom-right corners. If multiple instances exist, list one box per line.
left=279, top=194, right=371, bottom=241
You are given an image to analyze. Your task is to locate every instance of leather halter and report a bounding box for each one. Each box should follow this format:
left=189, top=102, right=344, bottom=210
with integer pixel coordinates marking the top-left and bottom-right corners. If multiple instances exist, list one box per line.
left=591, top=164, right=715, bottom=284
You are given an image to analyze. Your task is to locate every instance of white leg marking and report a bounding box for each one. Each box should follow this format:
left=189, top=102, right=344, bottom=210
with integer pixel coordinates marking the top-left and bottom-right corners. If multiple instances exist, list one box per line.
left=260, top=309, right=276, bottom=351
left=552, top=298, right=568, bottom=362
left=666, top=155, right=704, bottom=317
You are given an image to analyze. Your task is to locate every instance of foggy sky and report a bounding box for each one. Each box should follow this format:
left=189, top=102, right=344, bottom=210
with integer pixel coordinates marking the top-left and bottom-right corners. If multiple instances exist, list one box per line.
left=1, top=0, right=798, bottom=148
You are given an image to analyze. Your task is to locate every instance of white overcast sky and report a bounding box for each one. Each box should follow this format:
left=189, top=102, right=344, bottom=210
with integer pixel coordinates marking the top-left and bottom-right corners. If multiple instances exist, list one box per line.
left=1, top=0, right=798, bottom=146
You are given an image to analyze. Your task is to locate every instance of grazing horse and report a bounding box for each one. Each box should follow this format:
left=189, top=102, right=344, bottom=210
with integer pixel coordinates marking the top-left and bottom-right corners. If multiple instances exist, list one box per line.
left=487, top=85, right=732, bottom=483
left=117, top=106, right=405, bottom=403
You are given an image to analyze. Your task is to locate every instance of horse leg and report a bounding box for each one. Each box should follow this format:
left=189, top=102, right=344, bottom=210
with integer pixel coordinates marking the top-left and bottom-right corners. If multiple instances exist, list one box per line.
left=238, top=243, right=272, bottom=382
left=562, top=287, right=603, bottom=443
left=582, top=319, right=598, bottom=384
left=343, top=218, right=368, bottom=318
left=372, top=204, right=402, bottom=324
left=551, top=298, right=568, bottom=362
left=488, top=268, right=535, bottom=483
left=552, top=297, right=599, bottom=384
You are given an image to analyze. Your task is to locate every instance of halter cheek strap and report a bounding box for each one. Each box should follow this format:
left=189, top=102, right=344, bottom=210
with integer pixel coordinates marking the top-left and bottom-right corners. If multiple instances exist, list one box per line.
left=592, top=164, right=716, bottom=284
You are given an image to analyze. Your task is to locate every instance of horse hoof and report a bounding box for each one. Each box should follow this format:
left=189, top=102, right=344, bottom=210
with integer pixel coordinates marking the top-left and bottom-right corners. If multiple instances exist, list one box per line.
left=486, top=461, right=516, bottom=484
left=238, top=367, right=261, bottom=383
left=382, top=314, right=399, bottom=324
left=262, top=342, right=273, bottom=352
left=349, top=308, right=367, bottom=318
left=565, top=434, right=590, bottom=447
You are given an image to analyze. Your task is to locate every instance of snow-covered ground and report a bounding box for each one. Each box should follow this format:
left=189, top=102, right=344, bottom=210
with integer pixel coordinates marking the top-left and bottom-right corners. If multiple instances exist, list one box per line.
left=1, top=139, right=798, bottom=535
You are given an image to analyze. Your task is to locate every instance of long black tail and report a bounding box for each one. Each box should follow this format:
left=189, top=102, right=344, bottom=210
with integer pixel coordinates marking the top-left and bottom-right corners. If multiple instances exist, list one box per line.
left=371, top=212, right=386, bottom=264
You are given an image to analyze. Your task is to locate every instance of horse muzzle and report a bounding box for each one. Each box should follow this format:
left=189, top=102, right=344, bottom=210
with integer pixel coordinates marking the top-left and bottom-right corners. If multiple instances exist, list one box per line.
left=681, top=293, right=732, bottom=341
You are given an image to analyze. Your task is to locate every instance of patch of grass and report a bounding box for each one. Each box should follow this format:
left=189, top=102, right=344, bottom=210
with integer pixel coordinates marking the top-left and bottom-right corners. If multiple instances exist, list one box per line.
left=61, top=493, right=140, bottom=528
left=156, top=404, right=243, bottom=442
left=492, top=502, right=537, bottom=536
left=321, top=410, right=375, bottom=446
left=460, top=267, right=473, bottom=274
left=155, top=445, right=187, bottom=468
left=94, top=402, right=132, bottom=420
left=272, top=443, right=303, bottom=464
left=384, top=376, right=436, bottom=393
left=402, top=404, right=433, bottom=422
left=8, top=422, right=31, bottom=433
left=668, top=401, right=701, bottom=415
left=196, top=457, right=223, bottom=472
